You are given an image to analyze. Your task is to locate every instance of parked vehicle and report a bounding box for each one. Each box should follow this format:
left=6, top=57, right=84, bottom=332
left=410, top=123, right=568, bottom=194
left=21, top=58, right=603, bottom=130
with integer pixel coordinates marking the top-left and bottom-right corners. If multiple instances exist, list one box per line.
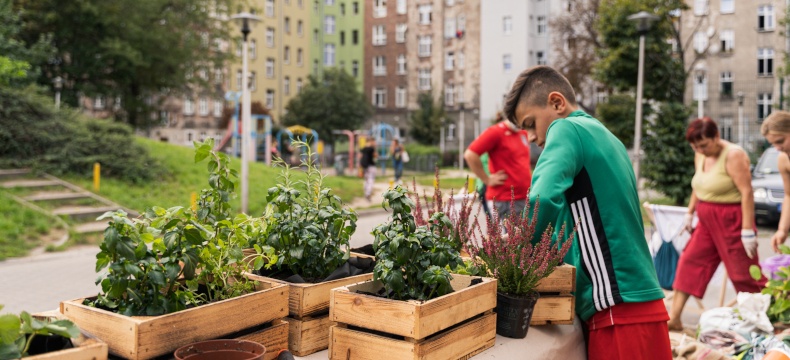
left=753, top=147, right=784, bottom=224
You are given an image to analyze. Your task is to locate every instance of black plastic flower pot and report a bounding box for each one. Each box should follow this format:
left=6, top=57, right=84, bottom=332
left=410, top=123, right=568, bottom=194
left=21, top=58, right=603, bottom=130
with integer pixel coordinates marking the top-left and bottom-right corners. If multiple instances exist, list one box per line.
left=495, top=291, right=540, bottom=339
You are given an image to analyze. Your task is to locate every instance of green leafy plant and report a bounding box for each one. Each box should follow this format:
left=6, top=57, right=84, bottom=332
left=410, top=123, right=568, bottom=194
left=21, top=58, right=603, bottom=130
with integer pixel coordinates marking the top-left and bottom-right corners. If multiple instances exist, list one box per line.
left=465, top=197, right=574, bottom=296
left=86, top=139, right=276, bottom=316
left=750, top=245, right=790, bottom=323
left=264, top=140, right=357, bottom=281
left=372, top=186, right=462, bottom=301
left=0, top=305, right=80, bottom=359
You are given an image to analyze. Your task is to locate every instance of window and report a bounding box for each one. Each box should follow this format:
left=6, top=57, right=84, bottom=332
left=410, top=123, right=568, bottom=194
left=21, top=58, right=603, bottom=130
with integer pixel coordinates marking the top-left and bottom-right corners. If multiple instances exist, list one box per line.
left=372, top=88, right=387, bottom=108
left=419, top=5, right=432, bottom=25
left=720, top=30, right=734, bottom=53
left=249, top=71, right=257, bottom=91
left=719, top=117, right=733, bottom=141
left=214, top=68, right=223, bottom=85
left=397, top=0, right=406, bottom=14
left=339, top=60, right=344, bottom=69
left=213, top=100, right=223, bottom=117
left=446, top=0, right=454, bottom=5
left=266, top=58, right=275, bottom=78
left=285, top=17, right=291, bottom=33
left=297, top=78, right=303, bottom=93
left=693, top=32, right=708, bottom=53
left=446, top=123, right=455, bottom=140
left=298, top=0, right=303, bottom=7
left=249, top=40, right=257, bottom=59
left=758, top=5, right=774, bottom=31
left=503, top=16, right=513, bottom=35
left=457, top=14, right=465, bottom=31
left=397, top=54, right=407, bottom=74
left=199, top=98, right=209, bottom=116
left=341, top=3, right=345, bottom=14
left=326, top=0, right=334, bottom=5
left=694, top=0, right=707, bottom=15
left=297, top=20, right=303, bottom=36
left=456, top=85, right=464, bottom=104
left=373, top=56, right=386, bottom=76
left=536, top=51, right=546, bottom=65
left=396, top=87, right=406, bottom=108
left=418, top=35, right=432, bottom=57
left=236, top=70, right=242, bottom=90
left=758, top=48, right=774, bottom=76
left=353, top=1, right=359, bottom=14
left=720, top=71, right=733, bottom=96
left=758, top=93, right=773, bottom=121
left=184, top=98, right=194, bottom=115
left=503, top=54, right=512, bottom=71
left=340, top=31, right=345, bottom=45
left=284, top=46, right=290, bottom=63
left=693, top=72, right=707, bottom=101
left=373, top=25, right=387, bottom=45
left=445, top=17, right=456, bottom=38
left=235, top=40, right=242, bottom=57
left=314, top=0, right=318, bottom=11
left=266, top=89, right=275, bottom=109
left=94, top=96, right=105, bottom=109
left=457, top=51, right=464, bottom=68
left=324, top=44, right=335, bottom=66
left=374, top=0, right=386, bottom=18
left=353, top=30, right=359, bottom=44
left=720, top=0, right=733, bottom=13
left=314, top=60, right=319, bottom=75
left=396, top=24, right=407, bottom=43
left=418, top=68, right=431, bottom=90
left=325, top=16, right=335, bottom=34
left=352, top=60, right=359, bottom=77
left=284, top=76, right=291, bottom=95
left=445, top=52, right=454, bottom=70
left=266, top=0, right=275, bottom=17
left=266, top=28, right=275, bottom=47
left=313, top=29, right=319, bottom=43
left=445, top=84, right=454, bottom=106
left=537, top=16, right=546, bottom=35
left=297, top=48, right=303, bottom=65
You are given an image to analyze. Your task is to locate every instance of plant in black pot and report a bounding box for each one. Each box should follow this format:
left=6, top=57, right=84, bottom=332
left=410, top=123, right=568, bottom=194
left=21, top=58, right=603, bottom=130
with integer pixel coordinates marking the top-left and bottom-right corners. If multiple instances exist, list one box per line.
left=465, top=196, right=574, bottom=338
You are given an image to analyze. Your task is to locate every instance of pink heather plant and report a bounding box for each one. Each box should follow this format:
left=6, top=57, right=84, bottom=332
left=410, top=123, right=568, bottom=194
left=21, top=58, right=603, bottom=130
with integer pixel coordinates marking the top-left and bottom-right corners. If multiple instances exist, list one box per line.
left=465, top=193, right=574, bottom=296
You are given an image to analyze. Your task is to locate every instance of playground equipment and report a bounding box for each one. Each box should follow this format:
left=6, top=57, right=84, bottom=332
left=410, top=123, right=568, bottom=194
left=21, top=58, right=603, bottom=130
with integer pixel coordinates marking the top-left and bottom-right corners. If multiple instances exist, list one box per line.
left=215, top=91, right=274, bottom=165
left=370, top=123, right=396, bottom=174
left=276, top=125, right=320, bottom=165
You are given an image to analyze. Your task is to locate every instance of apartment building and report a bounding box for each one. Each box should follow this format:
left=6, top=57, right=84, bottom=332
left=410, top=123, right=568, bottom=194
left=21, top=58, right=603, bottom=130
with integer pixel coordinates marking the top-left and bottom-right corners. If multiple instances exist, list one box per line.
left=311, top=0, right=365, bottom=89
left=682, top=0, right=786, bottom=154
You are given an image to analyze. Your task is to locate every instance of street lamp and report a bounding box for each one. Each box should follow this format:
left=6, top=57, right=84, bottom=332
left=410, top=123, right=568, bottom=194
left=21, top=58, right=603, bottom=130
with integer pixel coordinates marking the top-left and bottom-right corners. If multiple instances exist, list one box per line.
left=694, top=63, right=707, bottom=118
left=737, top=91, right=745, bottom=148
left=53, top=76, right=62, bottom=110
left=458, top=102, right=465, bottom=171
left=230, top=12, right=261, bottom=214
left=627, top=11, right=659, bottom=187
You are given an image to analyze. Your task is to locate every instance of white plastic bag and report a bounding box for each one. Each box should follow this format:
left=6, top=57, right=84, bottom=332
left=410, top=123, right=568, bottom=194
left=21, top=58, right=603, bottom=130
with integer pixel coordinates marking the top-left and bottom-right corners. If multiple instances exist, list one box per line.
left=735, top=292, right=773, bottom=335
left=698, top=293, right=773, bottom=340
left=401, top=150, right=410, bottom=163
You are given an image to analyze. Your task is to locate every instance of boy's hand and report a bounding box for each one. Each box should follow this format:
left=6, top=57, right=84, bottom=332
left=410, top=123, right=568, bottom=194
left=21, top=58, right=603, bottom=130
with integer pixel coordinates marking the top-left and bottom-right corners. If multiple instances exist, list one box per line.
left=741, top=229, right=757, bottom=259
left=487, top=171, right=507, bottom=187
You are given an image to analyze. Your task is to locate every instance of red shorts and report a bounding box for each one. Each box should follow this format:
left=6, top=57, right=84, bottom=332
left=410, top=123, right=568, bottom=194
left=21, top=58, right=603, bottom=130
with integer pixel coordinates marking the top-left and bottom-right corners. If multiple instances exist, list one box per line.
left=587, top=300, right=672, bottom=360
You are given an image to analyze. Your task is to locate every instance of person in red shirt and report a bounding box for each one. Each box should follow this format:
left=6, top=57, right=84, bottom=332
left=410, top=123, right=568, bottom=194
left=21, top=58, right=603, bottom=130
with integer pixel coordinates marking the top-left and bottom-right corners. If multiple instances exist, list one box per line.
left=464, top=112, right=532, bottom=218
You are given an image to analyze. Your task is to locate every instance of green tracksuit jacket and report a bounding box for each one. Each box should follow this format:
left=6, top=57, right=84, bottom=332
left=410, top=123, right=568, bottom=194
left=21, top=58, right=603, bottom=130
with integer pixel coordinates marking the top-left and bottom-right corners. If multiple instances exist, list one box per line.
left=529, top=110, right=664, bottom=321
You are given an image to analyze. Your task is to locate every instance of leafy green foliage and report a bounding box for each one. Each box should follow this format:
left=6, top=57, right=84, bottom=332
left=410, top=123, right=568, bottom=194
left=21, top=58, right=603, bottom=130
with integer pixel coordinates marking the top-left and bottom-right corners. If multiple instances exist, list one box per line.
left=282, top=68, right=372, bottom=143
left=373, top=186, right=461, bottom=301
left=87, top=140, right=276, bottom=316
left=751, top=246, right=790, bottom=323
left=642, top=102, right=695, bottom=205
left=596, top=94, right=636, bottom=149
left=409, top=92, right=446, bottom=146
left=0, top=305, right=80, bottom=359
left=265, top=141, right=357, bottom=280
left=0, top=0, right=54, bottom=89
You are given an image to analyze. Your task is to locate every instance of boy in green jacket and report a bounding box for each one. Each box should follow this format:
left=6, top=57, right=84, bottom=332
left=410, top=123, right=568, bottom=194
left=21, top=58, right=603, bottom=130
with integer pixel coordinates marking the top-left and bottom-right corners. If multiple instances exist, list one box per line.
left=503, top=66, right=671, bottom=359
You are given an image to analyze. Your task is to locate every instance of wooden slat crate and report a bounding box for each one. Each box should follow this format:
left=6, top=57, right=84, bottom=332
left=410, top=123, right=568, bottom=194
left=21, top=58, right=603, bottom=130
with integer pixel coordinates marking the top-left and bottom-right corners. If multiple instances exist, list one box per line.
left=27, top=338, right=108, bottom=360
left=60, top=277, right=288, bottom=360
left=532, top=264, right=576, bottom=325
left=330, top=275, right=497, bottom=340
left=283, top=314, right=332, bottom=356
left=233, top=319, right=289, bottom=360
left=329, top=312, right=496, bottom=360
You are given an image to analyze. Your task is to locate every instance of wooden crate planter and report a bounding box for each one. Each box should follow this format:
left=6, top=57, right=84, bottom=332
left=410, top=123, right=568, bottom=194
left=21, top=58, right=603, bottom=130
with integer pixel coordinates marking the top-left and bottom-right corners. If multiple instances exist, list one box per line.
left=283, top=314, right=332, bottom=356
left=329, top=274, right=497, bottom=359
left=232, top=319, right=289, bottom=360
left=59, top=278, right=288, bottom=360
left=27, top=338, right=108, bottom=360
left=531, top=264, right=576, bottom=325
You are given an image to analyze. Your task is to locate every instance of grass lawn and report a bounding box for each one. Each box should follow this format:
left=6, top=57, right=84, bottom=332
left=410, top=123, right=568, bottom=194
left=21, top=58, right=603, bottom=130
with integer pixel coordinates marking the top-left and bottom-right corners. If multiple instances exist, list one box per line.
left=62, top=137, right=364, bottom=216
left=0, top=193, right=64, bottom=260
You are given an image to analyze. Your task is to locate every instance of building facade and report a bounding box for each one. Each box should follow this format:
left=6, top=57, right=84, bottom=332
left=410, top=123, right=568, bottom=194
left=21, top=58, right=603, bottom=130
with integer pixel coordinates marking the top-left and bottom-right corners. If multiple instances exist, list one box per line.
left=681, top=0, right=786, bottom=155
left=311, top=0, right=365, bottom=90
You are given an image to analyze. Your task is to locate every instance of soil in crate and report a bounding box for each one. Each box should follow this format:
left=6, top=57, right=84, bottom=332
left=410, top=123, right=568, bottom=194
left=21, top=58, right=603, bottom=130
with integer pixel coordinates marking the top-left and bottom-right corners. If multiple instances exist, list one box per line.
left=256, top=256, right=375, bottom=283
left=26, top=334, right=74, bottom=356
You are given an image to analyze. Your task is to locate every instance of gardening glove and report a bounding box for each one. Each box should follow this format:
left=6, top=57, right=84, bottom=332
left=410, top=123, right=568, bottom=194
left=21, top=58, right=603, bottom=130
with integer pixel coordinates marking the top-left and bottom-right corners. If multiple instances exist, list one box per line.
left=741, top=229, right=757, bottom=259
left=683, top=212, right=694, bottom=233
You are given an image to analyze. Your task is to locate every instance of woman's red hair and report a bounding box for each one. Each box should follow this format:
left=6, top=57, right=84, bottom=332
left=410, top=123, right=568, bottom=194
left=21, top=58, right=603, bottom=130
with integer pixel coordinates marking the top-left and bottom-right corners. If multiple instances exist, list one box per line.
left=685, top=117, right=719, bottom=143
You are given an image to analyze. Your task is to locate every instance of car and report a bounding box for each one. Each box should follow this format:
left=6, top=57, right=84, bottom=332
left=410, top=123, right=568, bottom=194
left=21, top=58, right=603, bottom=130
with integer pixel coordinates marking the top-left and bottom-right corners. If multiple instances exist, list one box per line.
left=753, top=147, right=784, bottom=224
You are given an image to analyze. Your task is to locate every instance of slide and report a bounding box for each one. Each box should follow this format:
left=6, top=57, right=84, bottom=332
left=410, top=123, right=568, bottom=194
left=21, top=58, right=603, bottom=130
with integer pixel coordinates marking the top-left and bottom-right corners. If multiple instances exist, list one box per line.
left=214, top=119, right=235, bottom=152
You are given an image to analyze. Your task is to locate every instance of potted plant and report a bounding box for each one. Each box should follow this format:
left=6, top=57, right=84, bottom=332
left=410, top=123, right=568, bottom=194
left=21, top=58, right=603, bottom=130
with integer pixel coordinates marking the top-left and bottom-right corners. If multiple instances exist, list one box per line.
left=329, top=186, right=497, bottom=359
left=0, top=305, right=107, bottom=360
left=465, top=196, right=574, bottom=338
left=60, top=140, right=289, bottom=360
left=246, top=140, right=373, bottom=356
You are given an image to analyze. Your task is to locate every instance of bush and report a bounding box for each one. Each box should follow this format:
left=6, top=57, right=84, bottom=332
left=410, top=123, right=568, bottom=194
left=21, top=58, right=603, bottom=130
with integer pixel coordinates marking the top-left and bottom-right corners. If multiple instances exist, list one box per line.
left=0, top=85, right=164, bottom=183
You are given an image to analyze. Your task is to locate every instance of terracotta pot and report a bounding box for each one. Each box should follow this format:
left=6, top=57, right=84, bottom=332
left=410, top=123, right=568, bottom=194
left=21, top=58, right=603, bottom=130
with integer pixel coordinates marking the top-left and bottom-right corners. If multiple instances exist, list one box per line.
left=495, top=291, right=540, bottom=339
left=173, top=339, right=265, bottom=360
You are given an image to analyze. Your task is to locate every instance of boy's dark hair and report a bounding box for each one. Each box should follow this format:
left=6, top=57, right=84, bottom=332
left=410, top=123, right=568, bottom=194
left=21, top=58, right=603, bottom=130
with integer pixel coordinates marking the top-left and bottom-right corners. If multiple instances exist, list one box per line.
left=503, top=66, right=577, bottom=122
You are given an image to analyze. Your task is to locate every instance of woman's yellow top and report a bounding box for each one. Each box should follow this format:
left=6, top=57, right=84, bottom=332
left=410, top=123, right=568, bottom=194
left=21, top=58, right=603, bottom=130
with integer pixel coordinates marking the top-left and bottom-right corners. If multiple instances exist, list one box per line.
left=691, top=143, right=742, bottom=203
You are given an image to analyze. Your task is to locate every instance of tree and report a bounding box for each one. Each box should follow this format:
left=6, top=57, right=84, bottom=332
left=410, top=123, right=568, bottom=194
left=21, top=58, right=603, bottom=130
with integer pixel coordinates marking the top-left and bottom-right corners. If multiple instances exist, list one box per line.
left=0, top=0, right=52, bottom=88
left=14, top=0, right=235, bottom=128
left=282, top=68, right=371, bottom=143
left=596, top=94, right=636, bottom=149
left=409, top=92, right=445, bottom=146
left=642, top=102, right=695, bottom=205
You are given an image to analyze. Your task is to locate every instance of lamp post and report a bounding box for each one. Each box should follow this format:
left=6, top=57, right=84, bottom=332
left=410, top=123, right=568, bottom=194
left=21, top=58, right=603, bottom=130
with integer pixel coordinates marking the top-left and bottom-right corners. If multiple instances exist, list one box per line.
left=627, top=11, right=659, bottom=188
left=458, top=103, right=465, bottom=171
left=53, top=76, right=62, bottom=110
left=694, top=63, right=707, bottom=118
left=231, top=12, right=261, bottom=214
left=737, top=91, right=745, bottom=148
